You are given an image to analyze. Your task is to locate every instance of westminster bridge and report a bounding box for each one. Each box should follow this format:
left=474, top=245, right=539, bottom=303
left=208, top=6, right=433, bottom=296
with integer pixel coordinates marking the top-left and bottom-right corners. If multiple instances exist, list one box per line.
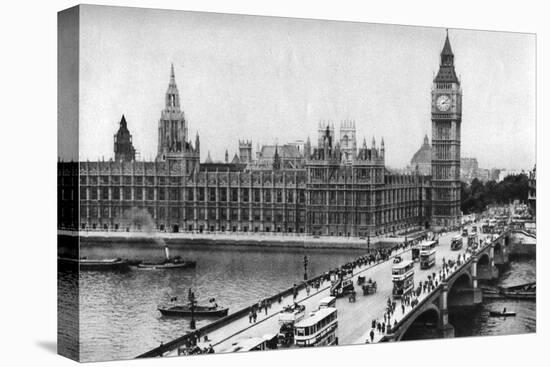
left=137, top=225, right=512, bottom=358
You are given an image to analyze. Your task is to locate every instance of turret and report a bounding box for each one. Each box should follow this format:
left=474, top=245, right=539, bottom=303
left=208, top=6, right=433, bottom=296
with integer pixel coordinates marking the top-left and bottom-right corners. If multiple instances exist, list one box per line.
left=273, top=145, right=281, bottom=170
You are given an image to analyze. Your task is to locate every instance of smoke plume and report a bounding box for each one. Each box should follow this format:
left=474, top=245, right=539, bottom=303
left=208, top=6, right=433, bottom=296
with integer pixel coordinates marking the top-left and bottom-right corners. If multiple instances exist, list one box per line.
left=122, top=207, right=166, bottom=248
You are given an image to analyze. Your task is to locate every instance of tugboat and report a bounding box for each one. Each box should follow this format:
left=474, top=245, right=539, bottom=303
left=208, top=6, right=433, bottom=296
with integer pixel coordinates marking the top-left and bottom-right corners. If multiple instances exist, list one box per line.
left=58, top=256, right=130, bottom=271
left=137, top=246, right=196, bottom=270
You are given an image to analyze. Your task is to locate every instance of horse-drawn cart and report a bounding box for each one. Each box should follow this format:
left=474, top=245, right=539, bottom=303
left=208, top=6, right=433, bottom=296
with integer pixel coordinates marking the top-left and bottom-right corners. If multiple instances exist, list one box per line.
left=362, top=280, right=377, bottom=295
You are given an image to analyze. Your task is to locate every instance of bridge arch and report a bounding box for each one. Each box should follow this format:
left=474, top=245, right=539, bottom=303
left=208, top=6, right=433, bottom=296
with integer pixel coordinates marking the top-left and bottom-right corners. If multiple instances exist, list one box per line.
left=398, top=303, right=440, bottom=341
left=478, top=253, right=490, bottom=267
left=448, top=272, right=472, bottom=293
left=447, top=272, right=474, bottom=308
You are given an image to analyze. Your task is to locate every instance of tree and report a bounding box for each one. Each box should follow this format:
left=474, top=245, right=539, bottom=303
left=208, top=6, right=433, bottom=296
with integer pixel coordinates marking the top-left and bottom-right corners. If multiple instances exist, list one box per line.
left=461, top=174, right=529, bottom=214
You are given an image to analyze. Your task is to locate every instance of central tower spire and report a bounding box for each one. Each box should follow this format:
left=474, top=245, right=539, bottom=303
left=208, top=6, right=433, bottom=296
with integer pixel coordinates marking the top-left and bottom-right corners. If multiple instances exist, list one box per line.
left=165, top=63, right=181, bottom=110
left=157, top=64, right=191, bottom=162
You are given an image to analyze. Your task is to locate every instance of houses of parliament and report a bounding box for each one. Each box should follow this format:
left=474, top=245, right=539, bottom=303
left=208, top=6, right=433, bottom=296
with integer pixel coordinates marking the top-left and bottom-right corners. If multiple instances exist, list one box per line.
left=59, top=32, right=462, bottom=237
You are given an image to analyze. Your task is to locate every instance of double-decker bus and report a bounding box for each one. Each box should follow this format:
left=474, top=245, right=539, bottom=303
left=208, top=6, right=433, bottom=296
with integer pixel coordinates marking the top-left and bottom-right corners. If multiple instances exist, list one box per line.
left=451, top=235, right=463, bottom=250
left=294, top=307, right=338, bottom=347
left=468, top=233, right=478, bottom=246
left=419, top=240, right=437, bottom=269
left=392, top=260, right=414, bottom=299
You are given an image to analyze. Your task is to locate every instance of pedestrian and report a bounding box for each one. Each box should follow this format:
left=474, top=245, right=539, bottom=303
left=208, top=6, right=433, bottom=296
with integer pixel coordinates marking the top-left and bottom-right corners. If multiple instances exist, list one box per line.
left=370, top=329, right=375, bottom=342
left=401, top=304, right=405, bottom=314
left=248, top=310, right=252, bottom=323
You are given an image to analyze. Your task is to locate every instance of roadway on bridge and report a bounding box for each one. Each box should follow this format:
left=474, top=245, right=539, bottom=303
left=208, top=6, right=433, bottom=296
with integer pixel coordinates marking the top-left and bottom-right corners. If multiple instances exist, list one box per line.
left=162, top=223, right=489, bottom=356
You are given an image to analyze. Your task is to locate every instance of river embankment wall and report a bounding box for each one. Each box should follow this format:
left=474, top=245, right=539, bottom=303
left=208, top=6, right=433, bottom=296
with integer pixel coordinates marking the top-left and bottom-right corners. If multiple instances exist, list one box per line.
left=58, top=230, right=427, bottom=251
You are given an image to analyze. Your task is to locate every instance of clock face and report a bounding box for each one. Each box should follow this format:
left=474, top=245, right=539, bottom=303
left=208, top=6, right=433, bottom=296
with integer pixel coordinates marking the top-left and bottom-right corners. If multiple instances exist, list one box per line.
left=436, top=95, right=451, bottom=112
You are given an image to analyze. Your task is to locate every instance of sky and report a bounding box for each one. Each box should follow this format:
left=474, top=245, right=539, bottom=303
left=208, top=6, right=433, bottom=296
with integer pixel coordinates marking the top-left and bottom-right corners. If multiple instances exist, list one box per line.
left=68, top=5, right=536, bottom=170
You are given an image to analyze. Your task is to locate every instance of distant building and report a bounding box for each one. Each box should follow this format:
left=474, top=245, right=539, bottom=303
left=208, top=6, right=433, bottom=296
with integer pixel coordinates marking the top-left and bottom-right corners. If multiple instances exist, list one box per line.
left=476, top=168, right=490, bottom=182
left=460, top=158, right=479, bottom=183
left=113, top=115, right=136, bottom=162
left=339, top=120, right=357, bottom=164
left=489, top=168, right=501, bottom=181
left=252, top=144, right=304, bottom=170
left=409, top=134, right=432, bottom=175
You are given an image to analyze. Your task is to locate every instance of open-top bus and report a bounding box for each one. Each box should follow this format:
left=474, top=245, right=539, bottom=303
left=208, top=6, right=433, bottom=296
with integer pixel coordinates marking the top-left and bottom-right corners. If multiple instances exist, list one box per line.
left=419, top=240, right=437, bottom=269
left=392, top=260, right=414, bottom=299
left=294, top=307, right=338, bottom=347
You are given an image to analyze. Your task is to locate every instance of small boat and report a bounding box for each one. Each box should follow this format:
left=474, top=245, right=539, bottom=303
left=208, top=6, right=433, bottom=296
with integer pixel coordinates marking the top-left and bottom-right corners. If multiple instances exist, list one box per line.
left=158, top=304, right=229, bottom=317
left=137, top=255, right=196, bottom=270
left=489, top=311, right=516, bottom=317
left=58, top=256, right=130, bottom=271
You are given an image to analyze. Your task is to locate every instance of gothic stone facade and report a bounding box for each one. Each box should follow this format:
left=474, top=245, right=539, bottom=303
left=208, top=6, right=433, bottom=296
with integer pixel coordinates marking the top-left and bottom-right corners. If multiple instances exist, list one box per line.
left=59, top=33, right=461, bottom=237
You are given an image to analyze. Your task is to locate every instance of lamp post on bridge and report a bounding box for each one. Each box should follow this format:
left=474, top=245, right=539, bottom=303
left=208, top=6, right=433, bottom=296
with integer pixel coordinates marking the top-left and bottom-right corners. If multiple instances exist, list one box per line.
left=188, top=288, right=197, bottom=330
left=303, top=255, right=309, bottom=281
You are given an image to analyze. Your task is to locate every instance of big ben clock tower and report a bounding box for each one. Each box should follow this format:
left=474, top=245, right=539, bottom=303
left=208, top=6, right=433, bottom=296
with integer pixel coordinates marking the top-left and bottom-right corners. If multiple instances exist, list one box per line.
left=431, top=30, right=462, bottom=229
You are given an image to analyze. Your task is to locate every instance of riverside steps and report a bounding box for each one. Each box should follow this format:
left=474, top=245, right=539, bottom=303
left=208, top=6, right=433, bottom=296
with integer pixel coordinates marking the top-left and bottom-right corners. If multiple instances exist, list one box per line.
left=137, top=225, right=512, bottom=358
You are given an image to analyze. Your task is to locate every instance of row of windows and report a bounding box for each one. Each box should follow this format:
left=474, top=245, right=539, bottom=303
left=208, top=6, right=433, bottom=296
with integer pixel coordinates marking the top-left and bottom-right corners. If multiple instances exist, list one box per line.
left=309, top=206, right=421, bottom=225
left=81, top=204, right=422, bottom=223
left=82, top=205, right=307, bottom=222
left=81, top=175, right=179, bottom=186
left=79, top=186, right=423, bottom=205
left=80, top=186, right=308, bottom=204
left=309, top=168, right=383, bottom=182
left=82, top=222, right=306, bottom=234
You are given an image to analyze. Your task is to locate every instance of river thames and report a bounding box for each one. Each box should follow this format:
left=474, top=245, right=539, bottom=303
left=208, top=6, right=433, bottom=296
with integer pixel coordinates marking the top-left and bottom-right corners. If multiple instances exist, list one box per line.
left=58, top=242, right=536, bottom=362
